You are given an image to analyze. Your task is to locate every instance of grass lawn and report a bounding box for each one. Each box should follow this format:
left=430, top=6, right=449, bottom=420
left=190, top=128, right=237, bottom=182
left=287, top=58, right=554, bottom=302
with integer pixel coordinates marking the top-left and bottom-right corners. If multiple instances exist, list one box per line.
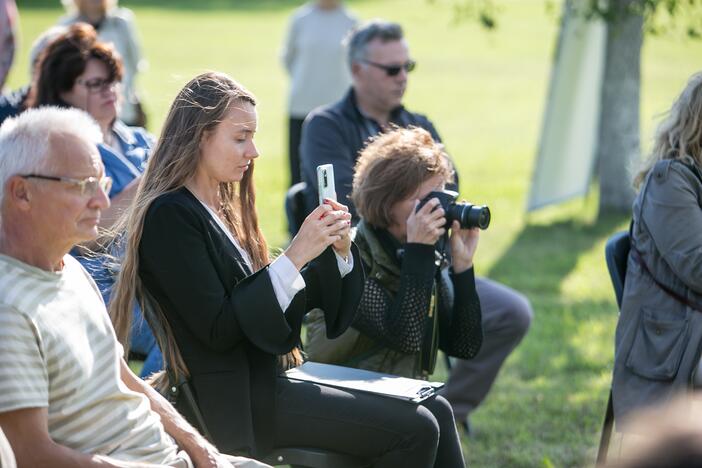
left=10, top=0, right=702, bottom=466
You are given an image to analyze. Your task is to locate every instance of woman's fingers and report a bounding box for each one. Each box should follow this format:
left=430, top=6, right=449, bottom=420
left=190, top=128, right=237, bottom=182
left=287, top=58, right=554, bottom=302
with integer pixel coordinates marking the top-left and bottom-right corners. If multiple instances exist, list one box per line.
left=325, top=219, right=351, bottom=238
left=307, top=203, right=333, bottom=221
left=323, top=198, right=349, bottom=213
left=319, top=210, right=351, bottom=227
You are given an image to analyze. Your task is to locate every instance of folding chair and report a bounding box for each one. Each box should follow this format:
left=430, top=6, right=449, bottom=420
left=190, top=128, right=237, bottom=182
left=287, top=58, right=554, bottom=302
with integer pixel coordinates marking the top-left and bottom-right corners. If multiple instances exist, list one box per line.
left=596, top=231, right=630, bottom=465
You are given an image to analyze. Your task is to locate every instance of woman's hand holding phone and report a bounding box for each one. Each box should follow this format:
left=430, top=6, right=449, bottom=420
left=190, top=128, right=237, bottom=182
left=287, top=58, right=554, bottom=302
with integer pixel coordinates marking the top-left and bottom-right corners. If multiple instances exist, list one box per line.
left=324, top=198, right=352, bottom=259
left=284, top=200, right=352, bottom=270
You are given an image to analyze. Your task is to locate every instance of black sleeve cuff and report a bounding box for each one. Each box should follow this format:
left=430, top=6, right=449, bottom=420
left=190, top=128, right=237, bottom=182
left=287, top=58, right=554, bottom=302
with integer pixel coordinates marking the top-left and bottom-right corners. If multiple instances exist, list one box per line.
left=450, top=265, right=475, bottom=282
left=402, top=243, right=437, bottom=276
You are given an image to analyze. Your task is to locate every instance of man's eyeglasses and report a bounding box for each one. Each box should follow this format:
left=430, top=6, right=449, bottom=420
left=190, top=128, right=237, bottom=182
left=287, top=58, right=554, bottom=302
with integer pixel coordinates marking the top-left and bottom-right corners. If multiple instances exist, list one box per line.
left=21, top=174, right=113, bottom=197
left=76, top=77, right=118, bottom=94
left=361, top=59, right=416, bottom=77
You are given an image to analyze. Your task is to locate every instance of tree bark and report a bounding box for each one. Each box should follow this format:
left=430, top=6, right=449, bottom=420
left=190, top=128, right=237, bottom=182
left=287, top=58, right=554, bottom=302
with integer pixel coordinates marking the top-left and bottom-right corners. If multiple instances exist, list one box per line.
left=596, top=0, right=644, bottom=214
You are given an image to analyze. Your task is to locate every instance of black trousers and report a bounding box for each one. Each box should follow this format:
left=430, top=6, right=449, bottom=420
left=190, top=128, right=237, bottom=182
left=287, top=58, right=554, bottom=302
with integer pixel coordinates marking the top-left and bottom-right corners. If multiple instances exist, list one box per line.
left=271, top=378, right=465, bottom=468
left=288, top=116, right=306, bottom=187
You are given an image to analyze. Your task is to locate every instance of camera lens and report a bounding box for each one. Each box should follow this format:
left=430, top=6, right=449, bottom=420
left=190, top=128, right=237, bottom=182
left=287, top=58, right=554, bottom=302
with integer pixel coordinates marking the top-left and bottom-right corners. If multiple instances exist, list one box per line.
left=449, top=203, right=491, bottom=230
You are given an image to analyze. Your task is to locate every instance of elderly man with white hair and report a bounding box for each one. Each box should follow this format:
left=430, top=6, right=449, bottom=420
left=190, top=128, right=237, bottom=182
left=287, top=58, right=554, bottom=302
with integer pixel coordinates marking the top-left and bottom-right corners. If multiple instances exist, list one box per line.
left=0, top=107, right=269, bottom=468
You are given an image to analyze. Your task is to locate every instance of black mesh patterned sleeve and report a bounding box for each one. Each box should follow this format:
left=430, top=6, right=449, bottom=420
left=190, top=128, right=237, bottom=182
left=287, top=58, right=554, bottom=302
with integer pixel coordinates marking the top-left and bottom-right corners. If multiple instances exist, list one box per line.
left=352, top=243, right=437, bottom=354
left=437, top=266, right=483, bottom=359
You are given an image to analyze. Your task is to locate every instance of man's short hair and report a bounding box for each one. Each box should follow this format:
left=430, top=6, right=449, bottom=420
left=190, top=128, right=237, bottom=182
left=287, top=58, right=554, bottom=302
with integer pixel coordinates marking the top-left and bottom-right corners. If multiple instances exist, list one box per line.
left=347, top=19, right=404, bottom=69
left=0, top=107, right=102, bottom=206
left=351, top=126, right=452, bottom=229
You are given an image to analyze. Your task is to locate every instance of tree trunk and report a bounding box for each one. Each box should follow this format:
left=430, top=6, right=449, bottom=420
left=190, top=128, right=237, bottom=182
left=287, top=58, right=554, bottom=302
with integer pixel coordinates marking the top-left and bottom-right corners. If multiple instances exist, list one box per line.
left=596, top=0, right=644, bottom=214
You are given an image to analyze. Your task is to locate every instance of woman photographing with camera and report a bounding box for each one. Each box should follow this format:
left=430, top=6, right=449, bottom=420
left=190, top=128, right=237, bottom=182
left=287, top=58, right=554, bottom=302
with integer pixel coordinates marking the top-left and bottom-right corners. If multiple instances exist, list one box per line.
left=307, top=126, right=483, bottom=464
left=110, top=72, right=460, bottom=467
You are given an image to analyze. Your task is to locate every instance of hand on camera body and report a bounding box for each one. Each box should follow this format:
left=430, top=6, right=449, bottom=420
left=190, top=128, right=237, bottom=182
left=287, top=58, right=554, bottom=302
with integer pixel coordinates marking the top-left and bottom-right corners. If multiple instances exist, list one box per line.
left=406, top=197, right=479, bottom=274
left=449, top=218, right=479, bottom=274
left=406, top=197, right=446, bottom=245
left=284, top=199, right=352, bottom=270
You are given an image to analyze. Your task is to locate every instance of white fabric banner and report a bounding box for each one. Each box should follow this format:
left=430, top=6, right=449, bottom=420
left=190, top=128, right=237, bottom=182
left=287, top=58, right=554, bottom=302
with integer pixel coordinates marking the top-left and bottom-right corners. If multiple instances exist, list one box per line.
left=527, top=5, right=606, bottom=211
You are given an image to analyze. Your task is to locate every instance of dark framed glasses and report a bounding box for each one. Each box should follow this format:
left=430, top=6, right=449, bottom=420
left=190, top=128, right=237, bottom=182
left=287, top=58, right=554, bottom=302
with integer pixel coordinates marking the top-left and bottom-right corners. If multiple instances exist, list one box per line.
left=361, top=59, right=416, bottom=77
left=76, top=77, right=118, bottom=94
left=21, top=174, right=113, bottom=197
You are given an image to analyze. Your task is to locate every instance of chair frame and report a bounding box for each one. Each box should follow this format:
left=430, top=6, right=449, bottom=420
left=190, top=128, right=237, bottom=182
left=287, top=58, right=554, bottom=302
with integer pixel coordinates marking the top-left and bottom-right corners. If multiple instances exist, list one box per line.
left=596, top=231, right=630, bottom=465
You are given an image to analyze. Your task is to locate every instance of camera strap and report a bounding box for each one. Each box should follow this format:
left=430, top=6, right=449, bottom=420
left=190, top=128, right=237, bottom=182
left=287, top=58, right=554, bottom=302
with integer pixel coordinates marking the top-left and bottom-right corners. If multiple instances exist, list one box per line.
left=420, top=273, right=441, bottom=377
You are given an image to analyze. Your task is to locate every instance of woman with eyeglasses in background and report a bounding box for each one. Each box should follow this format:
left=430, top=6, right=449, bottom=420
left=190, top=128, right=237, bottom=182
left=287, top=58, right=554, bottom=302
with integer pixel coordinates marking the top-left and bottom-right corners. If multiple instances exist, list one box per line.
left=59, top=0, right=146, bottom=127
left=26, top=22, right=163, bottom=379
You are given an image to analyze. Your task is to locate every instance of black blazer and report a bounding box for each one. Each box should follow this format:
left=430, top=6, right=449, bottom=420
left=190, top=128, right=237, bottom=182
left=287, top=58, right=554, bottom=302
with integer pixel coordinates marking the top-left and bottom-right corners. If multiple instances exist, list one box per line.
left=138, top=187, right=363, bottom=455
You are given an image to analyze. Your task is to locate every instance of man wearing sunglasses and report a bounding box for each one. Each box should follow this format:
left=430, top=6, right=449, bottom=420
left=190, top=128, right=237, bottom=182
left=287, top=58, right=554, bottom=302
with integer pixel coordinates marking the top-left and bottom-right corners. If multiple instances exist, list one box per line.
left=300, top=18, right=533, bottom=436
left=0, top=107, right=269, bottom=468
left=301, top=19, right=435, bottom=219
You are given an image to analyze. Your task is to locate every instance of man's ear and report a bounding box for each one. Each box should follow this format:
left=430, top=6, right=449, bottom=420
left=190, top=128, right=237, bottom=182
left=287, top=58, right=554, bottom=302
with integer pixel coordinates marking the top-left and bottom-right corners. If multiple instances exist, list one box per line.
left=6, top=176, right=32, bottom=209
left=350, top=61, right=363, bottom=79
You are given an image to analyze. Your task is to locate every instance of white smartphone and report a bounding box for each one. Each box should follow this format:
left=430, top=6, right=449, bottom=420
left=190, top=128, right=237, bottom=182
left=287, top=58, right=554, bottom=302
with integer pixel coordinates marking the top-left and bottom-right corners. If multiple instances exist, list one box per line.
left=317, top=164, right=337, bottom=205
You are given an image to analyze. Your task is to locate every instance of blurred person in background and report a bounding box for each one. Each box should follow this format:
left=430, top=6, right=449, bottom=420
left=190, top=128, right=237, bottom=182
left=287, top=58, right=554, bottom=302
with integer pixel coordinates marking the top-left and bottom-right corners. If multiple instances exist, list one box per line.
left=281, top=0, right=356, bottom=187
left=605, top=397, right=702, bottom=468
left=0, top=0, right=17, bottom=90
left=27, top=23, right=162, bottom=379
left=59, top=0, right=147, bottom=127
left=0, top=26, right=67, bottom=125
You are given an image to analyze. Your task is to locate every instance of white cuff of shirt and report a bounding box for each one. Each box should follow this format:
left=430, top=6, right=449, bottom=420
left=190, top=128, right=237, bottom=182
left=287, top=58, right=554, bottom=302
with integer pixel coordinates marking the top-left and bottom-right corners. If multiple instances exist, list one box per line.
left=269, top=251, right=353, bottom=314
left=269, top=254, right=306, bottom=313
left=334, top=250, right=354, bottom=278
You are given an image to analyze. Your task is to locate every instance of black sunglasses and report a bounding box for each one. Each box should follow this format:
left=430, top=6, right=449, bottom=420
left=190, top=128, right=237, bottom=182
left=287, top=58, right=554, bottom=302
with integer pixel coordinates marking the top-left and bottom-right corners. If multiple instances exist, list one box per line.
left=361, top=59, right=416, bottom=77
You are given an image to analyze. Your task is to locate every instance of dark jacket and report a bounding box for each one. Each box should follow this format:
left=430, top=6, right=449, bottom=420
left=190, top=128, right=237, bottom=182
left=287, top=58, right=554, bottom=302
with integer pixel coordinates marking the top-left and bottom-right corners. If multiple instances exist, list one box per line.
left=613, top=159, right=702, bottom=422
left=0, top=86, right=28, bottom=125
left=300, top=88, right=444, bottom=219
left=138, top=188, right=364, bottom=455
left=306, top=220, right=482, bottom=378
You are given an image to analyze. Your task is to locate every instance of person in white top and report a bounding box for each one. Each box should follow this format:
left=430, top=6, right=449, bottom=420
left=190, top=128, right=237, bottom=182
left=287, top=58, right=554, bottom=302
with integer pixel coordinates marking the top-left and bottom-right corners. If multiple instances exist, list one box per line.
left=0, top=106, right=269, bottom=468
left=59, top=0, right=147, bottom=126
left=281, top=0, right=357, bottom=187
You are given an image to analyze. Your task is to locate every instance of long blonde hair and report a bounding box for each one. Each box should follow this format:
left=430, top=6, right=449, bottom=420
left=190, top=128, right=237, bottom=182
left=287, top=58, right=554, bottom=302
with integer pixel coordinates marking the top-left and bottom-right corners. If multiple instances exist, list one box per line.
left=634, top=72, right=702, bottom=188
left=109, top=72, right=299, bottom=389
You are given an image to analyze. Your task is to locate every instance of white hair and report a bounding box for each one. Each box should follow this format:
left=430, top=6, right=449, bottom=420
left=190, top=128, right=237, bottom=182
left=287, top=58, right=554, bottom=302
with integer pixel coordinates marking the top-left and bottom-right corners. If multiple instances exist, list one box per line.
left=28, top=26, right=69, bottom=76
left=0, top=107, right=102, bottom=206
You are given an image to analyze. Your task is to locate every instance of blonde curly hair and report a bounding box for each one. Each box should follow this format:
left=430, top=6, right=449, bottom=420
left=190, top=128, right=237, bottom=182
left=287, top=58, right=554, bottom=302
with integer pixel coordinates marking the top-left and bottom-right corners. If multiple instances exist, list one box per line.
left=634, top=71, right=702, bottom=188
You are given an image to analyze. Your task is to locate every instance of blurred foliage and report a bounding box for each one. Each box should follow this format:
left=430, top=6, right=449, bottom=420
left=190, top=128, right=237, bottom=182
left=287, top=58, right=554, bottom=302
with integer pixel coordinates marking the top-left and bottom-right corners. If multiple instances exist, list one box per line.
left=443, top=0, right=702, bottom=37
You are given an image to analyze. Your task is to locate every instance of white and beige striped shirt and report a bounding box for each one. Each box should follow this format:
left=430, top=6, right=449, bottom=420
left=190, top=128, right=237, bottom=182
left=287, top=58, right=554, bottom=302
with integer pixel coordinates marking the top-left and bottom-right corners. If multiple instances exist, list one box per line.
left=0, top=253, right=180, bottom=464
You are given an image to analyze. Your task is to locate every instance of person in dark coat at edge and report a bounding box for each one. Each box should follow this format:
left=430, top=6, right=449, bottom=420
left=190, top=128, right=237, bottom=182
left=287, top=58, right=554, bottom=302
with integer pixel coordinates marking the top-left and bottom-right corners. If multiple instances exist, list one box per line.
left=613, top=71, right=702, bottom=423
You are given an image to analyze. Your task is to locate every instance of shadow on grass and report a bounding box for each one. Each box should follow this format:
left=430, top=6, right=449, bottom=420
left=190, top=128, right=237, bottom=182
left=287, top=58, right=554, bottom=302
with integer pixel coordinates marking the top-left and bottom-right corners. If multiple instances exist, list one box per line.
left=21, top=0, right=375, bottom=11
left=489, top=213, right=629, bottom=296
left=463, top=212, right=631, bottom=466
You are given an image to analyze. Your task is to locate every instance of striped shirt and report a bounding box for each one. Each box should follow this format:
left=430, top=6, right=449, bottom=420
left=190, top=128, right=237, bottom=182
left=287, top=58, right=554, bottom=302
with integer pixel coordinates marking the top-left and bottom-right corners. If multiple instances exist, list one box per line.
left=0, top=253, right=179, bottom=464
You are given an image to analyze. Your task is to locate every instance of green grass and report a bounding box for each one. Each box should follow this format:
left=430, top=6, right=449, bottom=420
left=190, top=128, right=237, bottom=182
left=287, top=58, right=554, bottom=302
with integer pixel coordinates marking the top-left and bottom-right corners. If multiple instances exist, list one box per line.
left=9, top=1, right=702, bottom=466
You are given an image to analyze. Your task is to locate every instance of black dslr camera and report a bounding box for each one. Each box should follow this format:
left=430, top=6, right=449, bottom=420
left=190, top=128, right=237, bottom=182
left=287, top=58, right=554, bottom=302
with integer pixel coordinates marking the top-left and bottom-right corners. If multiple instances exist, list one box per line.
left=417, top=190, right=490, bottom=230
